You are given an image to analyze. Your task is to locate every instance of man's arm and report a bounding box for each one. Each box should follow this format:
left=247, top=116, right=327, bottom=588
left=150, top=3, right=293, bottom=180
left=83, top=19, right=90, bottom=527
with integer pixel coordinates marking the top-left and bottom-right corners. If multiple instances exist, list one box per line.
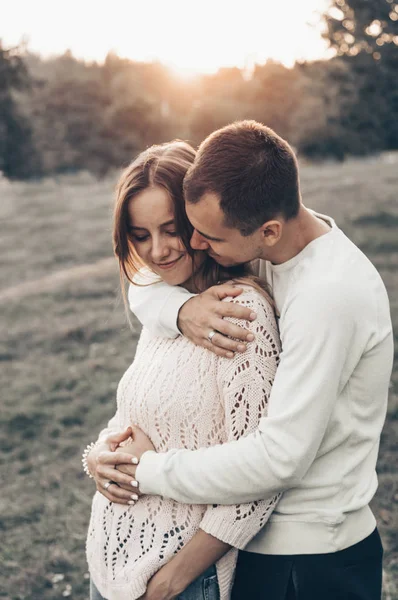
left=135, top=283, right=367, bottom=505
left=128, top=268, right=255, bottom=357
left=128, top=269, right=195, bottom=338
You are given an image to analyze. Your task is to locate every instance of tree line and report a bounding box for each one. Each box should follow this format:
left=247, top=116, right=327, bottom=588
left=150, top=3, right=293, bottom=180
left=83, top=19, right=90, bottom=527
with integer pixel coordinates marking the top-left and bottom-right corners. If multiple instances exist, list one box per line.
left=1, top=0, right=397, bottom=179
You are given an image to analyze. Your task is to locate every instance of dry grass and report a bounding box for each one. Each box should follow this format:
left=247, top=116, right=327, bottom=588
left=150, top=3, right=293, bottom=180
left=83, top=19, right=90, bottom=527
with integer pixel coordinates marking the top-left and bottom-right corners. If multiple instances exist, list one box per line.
left=1, top=155, right=397, bottom=599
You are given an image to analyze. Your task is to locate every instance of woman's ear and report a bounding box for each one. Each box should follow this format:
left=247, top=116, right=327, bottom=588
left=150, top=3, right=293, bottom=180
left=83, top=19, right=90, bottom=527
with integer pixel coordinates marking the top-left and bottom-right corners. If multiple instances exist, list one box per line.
left=261, top=220, right=283, bottom=247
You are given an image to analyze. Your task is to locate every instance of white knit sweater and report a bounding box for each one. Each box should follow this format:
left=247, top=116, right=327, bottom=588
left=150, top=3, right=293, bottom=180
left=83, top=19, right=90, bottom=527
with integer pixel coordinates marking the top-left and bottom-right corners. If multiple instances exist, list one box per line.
left=86, top=288, right=281, bottom=600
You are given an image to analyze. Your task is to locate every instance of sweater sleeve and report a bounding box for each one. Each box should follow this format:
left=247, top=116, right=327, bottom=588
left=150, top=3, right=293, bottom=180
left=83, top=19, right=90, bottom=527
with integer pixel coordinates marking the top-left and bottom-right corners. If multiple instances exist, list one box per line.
left=96, top=410, right=122, bottom=443
left=136, top=281, right=365, bottom=504
left=128, top=268, right=195, bottom=338
left=199, top=290, right=281, bottom=549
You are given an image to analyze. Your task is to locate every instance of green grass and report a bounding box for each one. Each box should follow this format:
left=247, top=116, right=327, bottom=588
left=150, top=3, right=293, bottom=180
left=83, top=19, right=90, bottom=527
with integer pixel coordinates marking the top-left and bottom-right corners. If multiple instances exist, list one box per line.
left=1, top=155, right=398, bottom=599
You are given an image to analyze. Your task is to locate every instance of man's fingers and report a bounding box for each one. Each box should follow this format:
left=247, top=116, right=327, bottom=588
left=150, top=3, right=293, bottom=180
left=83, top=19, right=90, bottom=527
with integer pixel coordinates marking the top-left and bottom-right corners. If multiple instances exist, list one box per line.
left=212, top=318, right=254, bottom=343
left=215, top=301, right=256, bottom=322
left=209, top=284, right=243, bottom=300
left=203, top=339, right=235, bottom=358
left=207, top=331, right=247, bottom=354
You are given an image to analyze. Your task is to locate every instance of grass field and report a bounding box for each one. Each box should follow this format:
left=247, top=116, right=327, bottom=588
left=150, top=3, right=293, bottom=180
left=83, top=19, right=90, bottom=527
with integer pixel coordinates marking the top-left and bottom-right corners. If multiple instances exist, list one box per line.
left=1, top=156, right=397, bottom=600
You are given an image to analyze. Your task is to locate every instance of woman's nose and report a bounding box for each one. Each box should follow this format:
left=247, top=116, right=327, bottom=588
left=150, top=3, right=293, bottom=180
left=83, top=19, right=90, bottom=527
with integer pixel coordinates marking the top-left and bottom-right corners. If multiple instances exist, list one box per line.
left=151, top=237, right=170, bottom=263
left=190, top=229, right=210, bottom=250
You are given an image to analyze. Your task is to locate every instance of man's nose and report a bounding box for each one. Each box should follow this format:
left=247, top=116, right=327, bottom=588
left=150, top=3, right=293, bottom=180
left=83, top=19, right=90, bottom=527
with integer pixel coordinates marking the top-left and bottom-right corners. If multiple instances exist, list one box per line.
left=190, top=229, right=210, bottom=250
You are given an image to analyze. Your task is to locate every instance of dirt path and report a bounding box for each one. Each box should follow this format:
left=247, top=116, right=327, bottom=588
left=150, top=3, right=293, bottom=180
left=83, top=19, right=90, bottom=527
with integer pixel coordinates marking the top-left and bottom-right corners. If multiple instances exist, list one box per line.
left=0, top=257, right=116, bottom=302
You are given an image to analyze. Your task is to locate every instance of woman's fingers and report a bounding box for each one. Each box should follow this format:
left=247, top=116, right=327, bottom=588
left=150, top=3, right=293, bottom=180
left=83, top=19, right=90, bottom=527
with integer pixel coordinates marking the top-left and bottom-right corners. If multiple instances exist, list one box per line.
left=105, top=427, right=133, bottom=451
left=98, top=450, right=138, bottom=466
left=115, top=463, right=136, bottom=477
left=93, top=450, right=141, bottom=497
left=97, top=464, right=138, bottom=488
left=97, top=479, right=139, bottom=504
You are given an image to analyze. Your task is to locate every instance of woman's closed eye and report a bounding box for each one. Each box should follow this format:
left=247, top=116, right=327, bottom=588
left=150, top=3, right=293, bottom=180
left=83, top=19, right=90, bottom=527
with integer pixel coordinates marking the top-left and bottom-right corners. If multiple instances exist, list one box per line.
left=131, top=234, right=149, bottom=242
left=131, top=231, right=177, bottom=242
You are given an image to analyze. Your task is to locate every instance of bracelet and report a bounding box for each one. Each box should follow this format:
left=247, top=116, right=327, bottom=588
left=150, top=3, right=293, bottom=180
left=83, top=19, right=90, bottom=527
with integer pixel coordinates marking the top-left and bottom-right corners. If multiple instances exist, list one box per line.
left=82, top=442, right=98, bottom=478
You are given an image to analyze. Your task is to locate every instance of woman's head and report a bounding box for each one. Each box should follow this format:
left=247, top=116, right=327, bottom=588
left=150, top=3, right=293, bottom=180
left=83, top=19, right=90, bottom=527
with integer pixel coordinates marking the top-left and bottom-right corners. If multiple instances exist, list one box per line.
left=114, top=141, right=203, bottom=288
left=114, top=140, right=259, bottom=316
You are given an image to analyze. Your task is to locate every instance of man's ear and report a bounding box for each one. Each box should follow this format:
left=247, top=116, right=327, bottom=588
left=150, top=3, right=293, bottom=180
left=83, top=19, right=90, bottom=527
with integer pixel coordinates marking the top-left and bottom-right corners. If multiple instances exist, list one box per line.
left=260, top=220, right=283, bottom=247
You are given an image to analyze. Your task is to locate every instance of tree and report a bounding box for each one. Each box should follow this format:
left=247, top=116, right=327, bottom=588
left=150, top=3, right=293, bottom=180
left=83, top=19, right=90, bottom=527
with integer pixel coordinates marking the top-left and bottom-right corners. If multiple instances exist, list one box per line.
left=324, top=0, right=398, bottom=59
left=323, top=0, right=398, bottom=151
left=0, top=42, right=38, bottom=178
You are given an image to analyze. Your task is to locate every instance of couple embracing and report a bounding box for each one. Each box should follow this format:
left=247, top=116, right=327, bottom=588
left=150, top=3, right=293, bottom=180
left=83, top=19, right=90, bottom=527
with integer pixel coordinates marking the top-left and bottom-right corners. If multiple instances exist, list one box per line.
left=83, top=121, right=393, bottom=600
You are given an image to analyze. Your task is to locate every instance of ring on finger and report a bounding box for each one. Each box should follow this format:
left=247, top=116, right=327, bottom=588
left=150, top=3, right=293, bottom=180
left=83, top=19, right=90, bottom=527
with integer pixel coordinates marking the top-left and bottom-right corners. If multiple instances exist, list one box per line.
left=208, top=330, right=217, bottom=343
left=103, top=480, right=113, bottom=490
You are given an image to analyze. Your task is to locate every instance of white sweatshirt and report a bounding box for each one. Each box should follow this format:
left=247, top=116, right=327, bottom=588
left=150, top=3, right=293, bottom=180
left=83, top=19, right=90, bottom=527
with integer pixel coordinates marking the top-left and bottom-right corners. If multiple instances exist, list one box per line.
left=131, top=213, right=394, bottom=555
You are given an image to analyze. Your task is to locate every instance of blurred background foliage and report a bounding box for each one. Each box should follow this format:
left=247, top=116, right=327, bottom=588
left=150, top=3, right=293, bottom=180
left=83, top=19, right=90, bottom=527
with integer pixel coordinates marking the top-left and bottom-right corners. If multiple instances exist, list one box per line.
left=1, top=0, right=398, bottom=180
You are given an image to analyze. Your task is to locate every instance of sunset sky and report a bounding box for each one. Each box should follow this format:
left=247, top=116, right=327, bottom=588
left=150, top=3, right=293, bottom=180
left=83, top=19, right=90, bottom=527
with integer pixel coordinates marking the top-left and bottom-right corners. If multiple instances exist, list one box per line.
left=3, top=0, right=332, bottom=75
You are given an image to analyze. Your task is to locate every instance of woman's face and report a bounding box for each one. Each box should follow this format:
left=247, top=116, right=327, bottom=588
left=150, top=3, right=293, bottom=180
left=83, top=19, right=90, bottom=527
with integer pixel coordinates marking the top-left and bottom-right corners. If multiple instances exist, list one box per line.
left=127, top=186, right=201, bottom=286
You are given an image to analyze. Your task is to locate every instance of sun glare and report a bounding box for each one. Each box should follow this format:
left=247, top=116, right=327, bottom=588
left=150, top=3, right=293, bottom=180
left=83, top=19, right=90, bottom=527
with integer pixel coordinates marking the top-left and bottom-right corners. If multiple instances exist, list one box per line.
left=3, top=0, right=330, bottom=74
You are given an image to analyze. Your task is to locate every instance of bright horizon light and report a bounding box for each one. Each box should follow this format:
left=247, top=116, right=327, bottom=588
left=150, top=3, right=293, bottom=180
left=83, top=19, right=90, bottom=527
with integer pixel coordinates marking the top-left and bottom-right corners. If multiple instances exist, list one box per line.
left=2, top=0, right=332, bottom=76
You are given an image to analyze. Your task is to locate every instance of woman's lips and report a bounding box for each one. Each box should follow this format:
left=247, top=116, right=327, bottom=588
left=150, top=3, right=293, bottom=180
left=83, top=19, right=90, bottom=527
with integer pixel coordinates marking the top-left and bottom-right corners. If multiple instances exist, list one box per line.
left=154, top=255, right=184, bottom=270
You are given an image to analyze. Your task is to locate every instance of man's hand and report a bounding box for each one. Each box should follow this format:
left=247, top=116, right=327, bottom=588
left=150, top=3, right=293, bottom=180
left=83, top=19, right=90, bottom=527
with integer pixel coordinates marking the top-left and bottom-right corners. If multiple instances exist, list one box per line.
left=177, top=284, right=256, bottom=358
left=115, top=425, right=156, bottom=497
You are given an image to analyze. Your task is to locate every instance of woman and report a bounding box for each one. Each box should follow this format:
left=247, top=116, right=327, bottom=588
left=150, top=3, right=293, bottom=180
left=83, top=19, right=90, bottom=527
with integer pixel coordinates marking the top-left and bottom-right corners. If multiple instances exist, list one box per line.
left=84, top=141, right=281, bottom=600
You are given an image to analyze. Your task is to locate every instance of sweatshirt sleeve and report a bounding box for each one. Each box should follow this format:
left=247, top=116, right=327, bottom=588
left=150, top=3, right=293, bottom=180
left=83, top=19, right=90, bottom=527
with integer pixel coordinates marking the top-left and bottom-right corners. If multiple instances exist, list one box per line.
left=199, top=290, right=281, bottom=549
left=136, top=282, right=365, bottom=505
left=128, top=268, right=195, bottom=338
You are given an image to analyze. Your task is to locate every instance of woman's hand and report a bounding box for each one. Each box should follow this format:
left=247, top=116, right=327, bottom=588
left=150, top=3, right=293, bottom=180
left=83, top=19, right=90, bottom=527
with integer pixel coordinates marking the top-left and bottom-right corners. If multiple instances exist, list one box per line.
left=115, top=425, right=156, bottom=496
left=87, top=427, right=141, bottom=505
left=137, top=563, right=181, bottom=600
left=139, top=529, right=229, bottom=599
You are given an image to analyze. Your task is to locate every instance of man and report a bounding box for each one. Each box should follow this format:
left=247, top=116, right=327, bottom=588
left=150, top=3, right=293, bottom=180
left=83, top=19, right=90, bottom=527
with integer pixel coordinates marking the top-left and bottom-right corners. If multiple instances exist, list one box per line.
left=121, top=121, right=394, bottom=599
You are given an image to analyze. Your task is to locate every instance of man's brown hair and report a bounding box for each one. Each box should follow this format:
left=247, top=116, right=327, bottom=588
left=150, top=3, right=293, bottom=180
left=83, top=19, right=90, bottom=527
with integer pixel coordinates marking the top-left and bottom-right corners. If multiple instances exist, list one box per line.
left=184, top=120, right=301, bottom=236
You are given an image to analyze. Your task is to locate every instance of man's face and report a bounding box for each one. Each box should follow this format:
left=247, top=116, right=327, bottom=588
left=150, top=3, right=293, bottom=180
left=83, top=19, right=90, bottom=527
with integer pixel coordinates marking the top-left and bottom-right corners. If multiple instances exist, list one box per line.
left=185, top=193, right=265, bottom=266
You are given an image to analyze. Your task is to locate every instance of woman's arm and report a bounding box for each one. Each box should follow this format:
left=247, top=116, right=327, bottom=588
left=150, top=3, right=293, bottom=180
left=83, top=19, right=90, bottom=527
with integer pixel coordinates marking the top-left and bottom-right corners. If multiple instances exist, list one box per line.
left=140, top=531, right=230, bottom=600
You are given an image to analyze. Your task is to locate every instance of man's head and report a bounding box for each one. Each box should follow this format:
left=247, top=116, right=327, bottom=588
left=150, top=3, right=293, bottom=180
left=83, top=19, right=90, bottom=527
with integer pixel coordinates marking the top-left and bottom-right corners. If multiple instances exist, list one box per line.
left=183, top=120, right=301, bottom=266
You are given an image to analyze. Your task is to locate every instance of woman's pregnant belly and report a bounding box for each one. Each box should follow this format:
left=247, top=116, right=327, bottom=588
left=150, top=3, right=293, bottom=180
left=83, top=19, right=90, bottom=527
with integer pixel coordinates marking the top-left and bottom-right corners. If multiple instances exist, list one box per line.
left=86, top=490, right=207, bottom=586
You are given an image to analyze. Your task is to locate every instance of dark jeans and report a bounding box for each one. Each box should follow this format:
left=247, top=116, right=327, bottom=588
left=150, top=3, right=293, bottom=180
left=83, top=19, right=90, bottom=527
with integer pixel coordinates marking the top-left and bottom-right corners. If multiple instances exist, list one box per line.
left=232, top=528, right=383, bottom=600
left=90, top=564, right=219, bottom=600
